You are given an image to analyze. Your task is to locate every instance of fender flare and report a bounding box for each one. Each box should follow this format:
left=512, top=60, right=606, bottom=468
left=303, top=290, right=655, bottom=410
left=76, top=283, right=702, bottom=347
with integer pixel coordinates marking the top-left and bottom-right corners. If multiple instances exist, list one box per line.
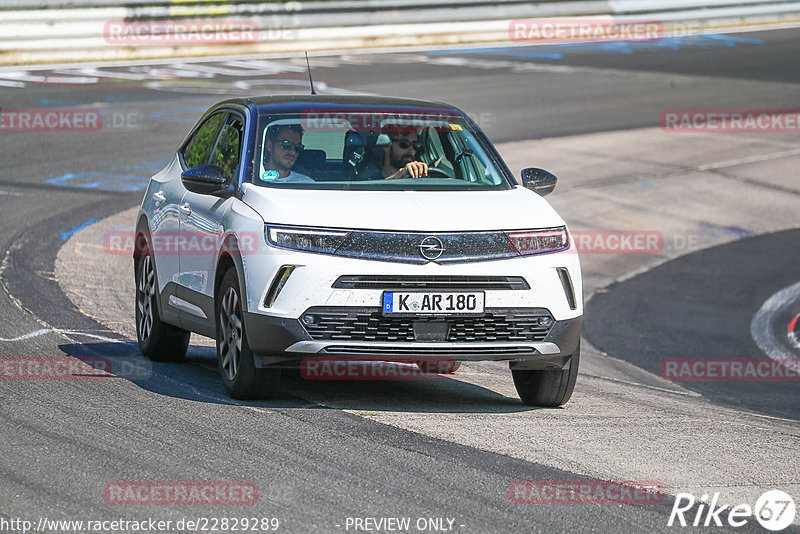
left=133, top=215, right=168, bottom=319
left=216, top=233, right=249, bottom=313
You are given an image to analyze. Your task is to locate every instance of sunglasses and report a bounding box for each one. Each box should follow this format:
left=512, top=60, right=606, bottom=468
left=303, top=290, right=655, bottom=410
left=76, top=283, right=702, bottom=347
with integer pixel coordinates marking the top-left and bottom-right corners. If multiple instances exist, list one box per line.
left=276, top=139, right=304, bottom=153
left=392, top=138, right=422, bottom=151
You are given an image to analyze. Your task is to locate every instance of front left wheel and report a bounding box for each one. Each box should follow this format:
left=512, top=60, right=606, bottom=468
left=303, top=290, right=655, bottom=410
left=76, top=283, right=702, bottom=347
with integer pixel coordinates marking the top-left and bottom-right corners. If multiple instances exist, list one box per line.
left=216, top=267, right=281, bottom=400
left=136, top=250, right=190, bottom=361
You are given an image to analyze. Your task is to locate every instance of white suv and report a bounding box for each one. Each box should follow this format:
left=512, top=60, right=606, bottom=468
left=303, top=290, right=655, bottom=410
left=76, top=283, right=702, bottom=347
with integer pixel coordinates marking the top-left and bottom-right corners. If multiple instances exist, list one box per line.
left=134, top=95, right=582, bottom=406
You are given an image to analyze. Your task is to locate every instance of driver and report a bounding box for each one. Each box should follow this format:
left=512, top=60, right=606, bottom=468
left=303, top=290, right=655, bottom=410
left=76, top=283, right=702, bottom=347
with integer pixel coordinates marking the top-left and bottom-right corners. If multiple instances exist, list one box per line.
left=261, top=124, right=314, bottom=183
left=367, top=126, right=429, bottom=180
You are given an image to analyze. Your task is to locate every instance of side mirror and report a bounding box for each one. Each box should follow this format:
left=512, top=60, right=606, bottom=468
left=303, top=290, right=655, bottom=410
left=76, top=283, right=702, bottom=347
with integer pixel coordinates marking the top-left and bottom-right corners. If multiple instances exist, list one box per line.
left=521, top=168, right=557, bottom=196
left=181, top=165, right=234, bottom=197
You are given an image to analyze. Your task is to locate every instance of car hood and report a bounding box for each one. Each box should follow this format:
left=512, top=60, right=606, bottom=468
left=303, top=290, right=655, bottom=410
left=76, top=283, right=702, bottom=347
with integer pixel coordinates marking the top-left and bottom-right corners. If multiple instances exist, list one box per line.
left=240, top=184, right=566, bottom=231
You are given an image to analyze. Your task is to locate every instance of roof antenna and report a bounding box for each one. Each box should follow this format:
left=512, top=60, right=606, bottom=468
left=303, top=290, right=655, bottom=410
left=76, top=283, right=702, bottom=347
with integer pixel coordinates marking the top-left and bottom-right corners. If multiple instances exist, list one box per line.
left=305, top=52, right=317, bottom=95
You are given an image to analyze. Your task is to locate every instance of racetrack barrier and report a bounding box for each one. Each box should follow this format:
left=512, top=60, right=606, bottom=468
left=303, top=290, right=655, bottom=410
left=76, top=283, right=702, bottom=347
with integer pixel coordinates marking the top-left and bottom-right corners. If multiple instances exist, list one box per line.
left=1, top=0, right=800, bottom=64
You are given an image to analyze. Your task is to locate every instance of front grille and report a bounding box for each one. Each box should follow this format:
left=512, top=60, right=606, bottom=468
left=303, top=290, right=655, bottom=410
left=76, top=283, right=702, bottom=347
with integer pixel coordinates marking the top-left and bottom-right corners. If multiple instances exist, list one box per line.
left=333, top=230, right=517, bottom=264
left=332, top=275, right=530, bottom=291
left=302, top=307, right=553, bottom=343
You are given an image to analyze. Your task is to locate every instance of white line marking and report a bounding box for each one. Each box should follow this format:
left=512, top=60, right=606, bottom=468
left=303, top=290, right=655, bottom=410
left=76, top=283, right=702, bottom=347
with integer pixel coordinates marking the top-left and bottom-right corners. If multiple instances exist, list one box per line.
left=54, top=67, right=148, bottom=81
left=0, top=329, right=51, bottom=342
left=0, top=79, right=26, bottom=88
left=58, top=330, right=126, bottom=343
left=584, top=373, right=702, bottom=396
left=698, top=148, right=800, bottom=171
left=0, top=328, right=129, bottom=343
left=750, top=280, right=800, bottom=362
left=0, top=71, right=98, bottom=84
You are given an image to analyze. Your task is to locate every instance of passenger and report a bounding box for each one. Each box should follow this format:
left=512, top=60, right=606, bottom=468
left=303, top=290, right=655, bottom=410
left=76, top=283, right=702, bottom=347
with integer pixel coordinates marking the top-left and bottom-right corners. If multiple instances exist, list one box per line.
left=261, top=124, right=314, bottom=183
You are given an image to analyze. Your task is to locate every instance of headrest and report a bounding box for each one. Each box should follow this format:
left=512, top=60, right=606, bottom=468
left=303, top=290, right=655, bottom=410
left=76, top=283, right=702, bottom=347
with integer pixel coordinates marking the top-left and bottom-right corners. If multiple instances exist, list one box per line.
left=294, top=149, right=326, bottom=174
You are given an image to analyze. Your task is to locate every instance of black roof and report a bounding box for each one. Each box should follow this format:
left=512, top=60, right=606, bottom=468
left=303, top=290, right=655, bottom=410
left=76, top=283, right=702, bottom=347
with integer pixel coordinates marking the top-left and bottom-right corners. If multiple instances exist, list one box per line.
left=214, top=94, right=461, bottom=114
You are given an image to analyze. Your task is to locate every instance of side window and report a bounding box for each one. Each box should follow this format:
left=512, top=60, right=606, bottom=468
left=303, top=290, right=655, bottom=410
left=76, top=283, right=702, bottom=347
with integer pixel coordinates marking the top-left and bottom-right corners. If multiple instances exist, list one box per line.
left=209, top=115, right=244, bottom=183
left=182, top=113, right=225, bottom=169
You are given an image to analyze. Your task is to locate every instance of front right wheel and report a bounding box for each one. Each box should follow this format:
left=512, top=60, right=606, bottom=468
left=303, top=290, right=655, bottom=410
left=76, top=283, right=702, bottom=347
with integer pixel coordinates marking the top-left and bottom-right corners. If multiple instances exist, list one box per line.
left=216, top=267, right=281, bottom=400
left=512, top=342, right=580, bottom=407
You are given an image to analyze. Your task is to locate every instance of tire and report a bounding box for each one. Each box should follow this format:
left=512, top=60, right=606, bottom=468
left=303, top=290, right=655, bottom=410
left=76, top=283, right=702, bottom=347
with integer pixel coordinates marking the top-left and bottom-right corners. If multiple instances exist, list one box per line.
left=135, top=247, right=190, bottom=362
left=416, top=360, right=461, bottom=374
left=281, top=363, right=304, bottom=381
left=216, top=267, right=281, bottom=400
left=512, top=342, right=580, bottom=407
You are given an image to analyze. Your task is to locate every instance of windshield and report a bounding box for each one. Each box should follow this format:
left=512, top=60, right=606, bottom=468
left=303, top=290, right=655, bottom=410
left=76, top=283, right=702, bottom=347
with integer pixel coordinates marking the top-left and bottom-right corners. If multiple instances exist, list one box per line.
left=252, top=111, right=513, bottom=190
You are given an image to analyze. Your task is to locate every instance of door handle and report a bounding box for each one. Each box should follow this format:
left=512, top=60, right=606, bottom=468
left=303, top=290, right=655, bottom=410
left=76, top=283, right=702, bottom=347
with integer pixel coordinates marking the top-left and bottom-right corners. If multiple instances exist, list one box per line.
left=153, top=191, right=166, bottom=207
left=179, top=203, right=192, bottom=218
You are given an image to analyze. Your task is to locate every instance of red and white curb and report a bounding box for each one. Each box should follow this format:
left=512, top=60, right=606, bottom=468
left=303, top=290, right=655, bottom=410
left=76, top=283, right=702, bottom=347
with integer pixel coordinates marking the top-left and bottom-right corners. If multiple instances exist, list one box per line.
left=751, top=279, right=800, bottom=363
left=788, top=314, right=800, bottom=351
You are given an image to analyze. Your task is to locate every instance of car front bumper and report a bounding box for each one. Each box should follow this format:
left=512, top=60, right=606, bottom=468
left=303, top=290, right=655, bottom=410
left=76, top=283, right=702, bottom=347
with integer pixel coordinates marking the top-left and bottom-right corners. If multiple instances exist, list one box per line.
left=242, top=246, right=582, bottom=370
left=245, top=310, right=581, bottom=370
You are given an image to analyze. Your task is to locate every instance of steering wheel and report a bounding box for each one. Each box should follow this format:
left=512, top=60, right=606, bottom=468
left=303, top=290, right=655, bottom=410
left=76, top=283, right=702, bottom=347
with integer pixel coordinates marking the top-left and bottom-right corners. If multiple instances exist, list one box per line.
left=423, top=155, right=454, bottom=178
left=425, top=165, right=454, bottom=178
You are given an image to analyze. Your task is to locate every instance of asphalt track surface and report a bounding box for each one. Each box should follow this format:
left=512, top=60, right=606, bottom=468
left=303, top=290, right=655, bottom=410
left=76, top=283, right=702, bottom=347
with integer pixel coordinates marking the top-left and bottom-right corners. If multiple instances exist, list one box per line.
left=585, top=227, right=800, bottom=420
left=1, top=28, right=799, bottom=533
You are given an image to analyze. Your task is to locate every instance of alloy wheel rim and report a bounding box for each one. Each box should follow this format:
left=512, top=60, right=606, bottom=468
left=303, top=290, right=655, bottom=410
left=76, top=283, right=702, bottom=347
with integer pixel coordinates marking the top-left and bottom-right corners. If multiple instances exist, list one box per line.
left=219, top=287, right=242, bottom=381
left=136, top=255, right=155, bottom=341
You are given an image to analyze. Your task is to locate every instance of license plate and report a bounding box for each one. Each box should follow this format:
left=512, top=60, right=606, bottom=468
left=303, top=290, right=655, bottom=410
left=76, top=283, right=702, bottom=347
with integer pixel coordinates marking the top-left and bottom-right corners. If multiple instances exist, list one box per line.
left=382, top=292, right=485, bottom=315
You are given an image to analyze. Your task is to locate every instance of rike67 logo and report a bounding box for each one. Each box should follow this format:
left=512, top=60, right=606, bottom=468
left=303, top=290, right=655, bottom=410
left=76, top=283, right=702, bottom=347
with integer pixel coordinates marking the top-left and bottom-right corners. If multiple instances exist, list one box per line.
left=668, top=490, right=795, bottom=531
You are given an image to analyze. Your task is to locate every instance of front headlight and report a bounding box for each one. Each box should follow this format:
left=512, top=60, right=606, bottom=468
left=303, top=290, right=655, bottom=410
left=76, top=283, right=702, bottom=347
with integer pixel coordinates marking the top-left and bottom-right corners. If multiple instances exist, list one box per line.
left=506, top=226, right=569, bottom=255
left=265, top=225, right=349, bottom=254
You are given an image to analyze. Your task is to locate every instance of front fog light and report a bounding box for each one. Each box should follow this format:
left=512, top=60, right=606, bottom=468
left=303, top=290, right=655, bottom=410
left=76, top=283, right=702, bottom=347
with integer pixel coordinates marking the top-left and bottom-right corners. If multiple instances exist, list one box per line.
left=263, top=265, right=296, bottom=308
left=538, top=317, right=554, bottom=328
left=302, top=314, right=317, bottom=325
